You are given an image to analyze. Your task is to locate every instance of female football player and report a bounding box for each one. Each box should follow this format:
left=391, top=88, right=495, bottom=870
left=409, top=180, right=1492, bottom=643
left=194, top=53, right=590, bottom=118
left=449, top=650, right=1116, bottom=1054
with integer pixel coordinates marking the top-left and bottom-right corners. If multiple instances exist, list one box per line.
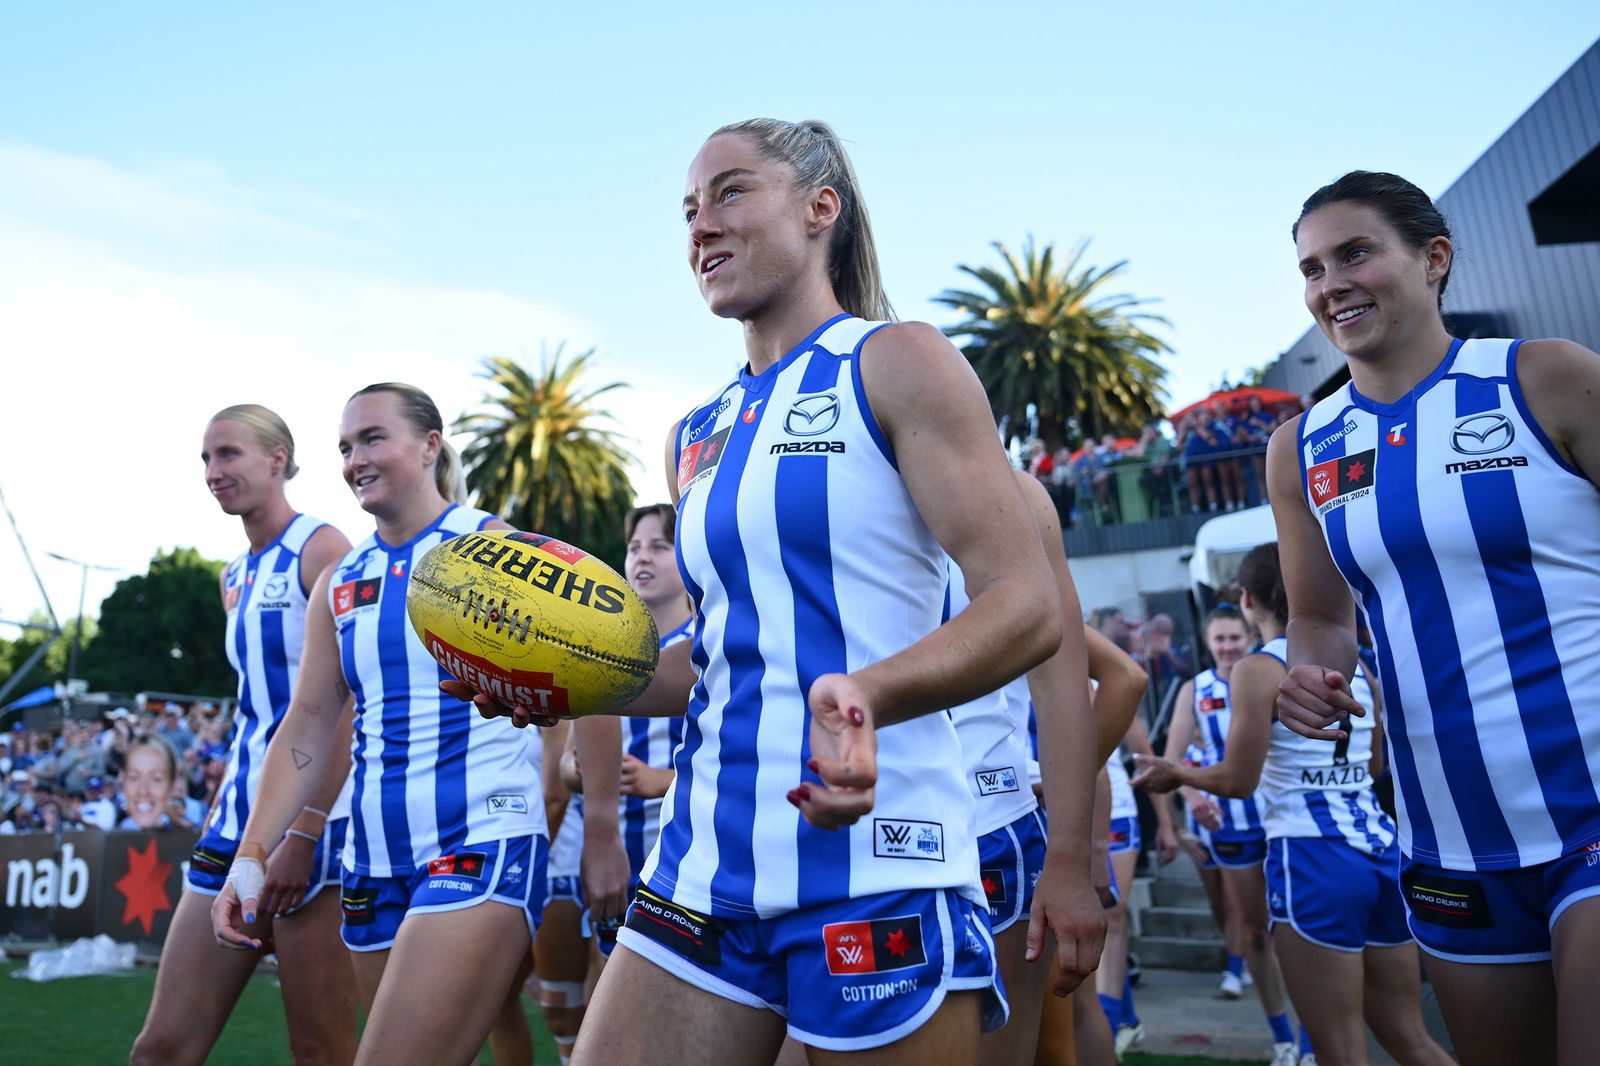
left=133, top=406, right=355, bottom=1066
left=1273, top=171, right=1600, bottom=1066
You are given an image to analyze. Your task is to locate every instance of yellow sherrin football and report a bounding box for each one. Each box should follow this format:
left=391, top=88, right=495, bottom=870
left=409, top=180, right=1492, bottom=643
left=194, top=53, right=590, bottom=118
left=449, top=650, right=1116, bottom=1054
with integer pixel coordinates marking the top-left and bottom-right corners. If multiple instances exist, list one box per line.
left=406, top=529, right=658, bottom=716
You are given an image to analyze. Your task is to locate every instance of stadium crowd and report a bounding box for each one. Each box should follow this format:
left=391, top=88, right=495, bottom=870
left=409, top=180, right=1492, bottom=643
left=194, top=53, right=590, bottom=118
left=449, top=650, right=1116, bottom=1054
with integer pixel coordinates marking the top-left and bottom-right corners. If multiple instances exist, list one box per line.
left=0, top=702, right=220, bottom=835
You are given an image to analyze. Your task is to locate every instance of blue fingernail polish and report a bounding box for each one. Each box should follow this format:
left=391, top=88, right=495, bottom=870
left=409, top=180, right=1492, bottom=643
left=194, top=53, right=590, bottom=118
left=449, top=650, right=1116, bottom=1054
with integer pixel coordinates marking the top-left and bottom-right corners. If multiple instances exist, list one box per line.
left=245, top=915, right=254, bottom=924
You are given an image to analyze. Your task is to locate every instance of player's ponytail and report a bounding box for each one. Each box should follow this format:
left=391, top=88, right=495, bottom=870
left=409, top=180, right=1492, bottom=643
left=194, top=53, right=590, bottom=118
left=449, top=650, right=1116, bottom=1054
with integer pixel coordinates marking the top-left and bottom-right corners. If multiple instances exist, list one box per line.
left=211, top=404, right=299, bottom=480
left=349, top=382, right=465, bottom=504
left=1237, top=542, right=1289, bottom=626
left=712, top=118, right=894, bottom=323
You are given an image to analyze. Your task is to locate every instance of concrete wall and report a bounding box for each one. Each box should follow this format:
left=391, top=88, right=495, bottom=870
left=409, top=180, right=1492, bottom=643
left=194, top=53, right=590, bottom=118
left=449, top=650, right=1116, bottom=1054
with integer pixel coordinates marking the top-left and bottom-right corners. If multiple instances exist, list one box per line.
left=1068, top=546, right=1192, bottom=621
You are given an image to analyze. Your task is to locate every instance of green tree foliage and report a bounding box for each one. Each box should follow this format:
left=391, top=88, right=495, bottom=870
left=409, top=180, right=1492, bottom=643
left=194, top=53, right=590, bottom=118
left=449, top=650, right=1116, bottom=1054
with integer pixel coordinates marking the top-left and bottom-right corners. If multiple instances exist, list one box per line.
left=455, top=348, right=638, bottom=570
left=936, top=239, right=1172, bottom=450
left=0, top=612, right=81, bottom=701
left=77, top=548, right=232, bottom=696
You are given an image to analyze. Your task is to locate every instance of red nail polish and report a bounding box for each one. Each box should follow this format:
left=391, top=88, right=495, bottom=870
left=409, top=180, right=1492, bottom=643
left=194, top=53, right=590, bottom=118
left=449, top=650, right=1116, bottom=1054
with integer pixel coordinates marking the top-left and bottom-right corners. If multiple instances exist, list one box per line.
left=796, top=784, right=812, bottom=801
left=847, top=706, right=865, bottom=726
left=806, top=758, right=820, bottom=774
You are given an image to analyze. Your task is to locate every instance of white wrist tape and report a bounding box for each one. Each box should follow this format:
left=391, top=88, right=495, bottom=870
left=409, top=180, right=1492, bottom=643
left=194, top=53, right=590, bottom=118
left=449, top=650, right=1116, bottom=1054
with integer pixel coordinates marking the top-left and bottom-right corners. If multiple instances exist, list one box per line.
left=226, top=856, right=266, bottom=907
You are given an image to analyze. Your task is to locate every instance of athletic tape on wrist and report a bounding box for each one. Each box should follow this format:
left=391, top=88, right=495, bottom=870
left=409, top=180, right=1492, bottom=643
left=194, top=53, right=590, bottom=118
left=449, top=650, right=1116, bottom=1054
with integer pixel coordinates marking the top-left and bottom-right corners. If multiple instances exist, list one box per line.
left=227, top=856, right=266, bottom=909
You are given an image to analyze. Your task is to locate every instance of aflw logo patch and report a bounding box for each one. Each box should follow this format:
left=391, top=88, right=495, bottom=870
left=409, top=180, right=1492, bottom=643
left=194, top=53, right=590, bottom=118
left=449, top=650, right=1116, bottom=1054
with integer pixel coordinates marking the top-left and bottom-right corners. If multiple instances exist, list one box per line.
left=974, top=767, right=1020, bottom=796
left=874, top=818, right=944, bottom=861
left=823, top=915, right=926, bottom=975
left=1307, top=448, right=1376, bottom=515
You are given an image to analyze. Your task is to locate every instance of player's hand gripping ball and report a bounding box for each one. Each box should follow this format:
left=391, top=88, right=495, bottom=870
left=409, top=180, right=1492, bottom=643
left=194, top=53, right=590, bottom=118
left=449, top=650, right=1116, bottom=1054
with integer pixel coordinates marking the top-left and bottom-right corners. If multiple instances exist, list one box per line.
left=406, top=530, right=658, bottom=717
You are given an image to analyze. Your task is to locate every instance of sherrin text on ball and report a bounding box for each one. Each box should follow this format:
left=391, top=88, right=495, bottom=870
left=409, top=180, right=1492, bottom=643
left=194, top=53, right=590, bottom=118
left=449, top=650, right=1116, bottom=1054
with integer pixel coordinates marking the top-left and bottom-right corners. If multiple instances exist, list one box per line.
left=406, top=530, right=659, bottom=716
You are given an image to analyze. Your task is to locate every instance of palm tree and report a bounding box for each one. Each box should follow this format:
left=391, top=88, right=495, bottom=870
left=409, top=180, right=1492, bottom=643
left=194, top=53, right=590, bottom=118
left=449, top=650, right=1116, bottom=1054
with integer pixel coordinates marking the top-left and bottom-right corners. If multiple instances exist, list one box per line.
left=935, top=239, right=1171, bottom=450
left=455, top=347, right=637, bottom=566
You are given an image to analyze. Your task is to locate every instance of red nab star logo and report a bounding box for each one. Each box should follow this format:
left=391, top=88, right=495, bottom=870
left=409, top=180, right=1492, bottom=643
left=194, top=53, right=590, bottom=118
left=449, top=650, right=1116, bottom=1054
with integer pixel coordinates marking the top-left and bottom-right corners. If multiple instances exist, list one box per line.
left=1345, top=458, right=1368, bottom=482
left=981, top=868, right=1007, bottom=905
left=115, top=839, right=174, bottom=936
left=822, top=915, right=927, bottom=975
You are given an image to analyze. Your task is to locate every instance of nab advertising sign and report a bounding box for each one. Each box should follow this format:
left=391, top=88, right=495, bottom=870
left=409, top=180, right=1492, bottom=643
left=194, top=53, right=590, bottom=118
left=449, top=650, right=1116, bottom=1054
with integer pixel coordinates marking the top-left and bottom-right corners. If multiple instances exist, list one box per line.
left=0, top=829, right=197, bottom=945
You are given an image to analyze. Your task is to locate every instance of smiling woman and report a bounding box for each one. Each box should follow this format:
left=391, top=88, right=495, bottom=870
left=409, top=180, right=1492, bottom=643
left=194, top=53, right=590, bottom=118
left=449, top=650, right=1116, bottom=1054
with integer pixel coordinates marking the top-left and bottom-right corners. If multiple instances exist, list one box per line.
left=1270, top=171, right=1600, bottom=1066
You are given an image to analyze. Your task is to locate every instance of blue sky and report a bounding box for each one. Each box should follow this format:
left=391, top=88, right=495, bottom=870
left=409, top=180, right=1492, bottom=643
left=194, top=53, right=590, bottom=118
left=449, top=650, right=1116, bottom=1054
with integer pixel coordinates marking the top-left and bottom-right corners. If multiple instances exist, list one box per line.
left=2, top=3, right=1597, bottom=628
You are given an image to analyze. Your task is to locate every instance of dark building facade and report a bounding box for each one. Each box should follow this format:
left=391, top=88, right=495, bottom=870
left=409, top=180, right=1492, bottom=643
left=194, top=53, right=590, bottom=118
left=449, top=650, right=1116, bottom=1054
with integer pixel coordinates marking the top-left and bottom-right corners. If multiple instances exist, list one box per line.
left=1266, top=40, right=1600, bottom=400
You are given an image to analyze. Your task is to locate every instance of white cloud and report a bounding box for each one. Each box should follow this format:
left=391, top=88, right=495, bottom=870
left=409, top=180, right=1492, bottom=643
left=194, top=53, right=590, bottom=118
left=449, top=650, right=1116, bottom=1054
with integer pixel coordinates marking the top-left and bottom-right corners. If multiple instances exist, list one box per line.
left=0, top=141, right=687, bottom=638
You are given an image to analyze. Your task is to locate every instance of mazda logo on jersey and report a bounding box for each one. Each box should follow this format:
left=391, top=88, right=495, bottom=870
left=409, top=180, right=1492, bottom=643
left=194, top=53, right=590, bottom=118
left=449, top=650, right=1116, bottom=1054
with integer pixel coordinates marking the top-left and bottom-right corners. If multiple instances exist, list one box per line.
left=1450, top=413, right=1514, bottom=455
left=785, top=393, right=840, bottom=436
left=262, top=573, right=290, bottom=599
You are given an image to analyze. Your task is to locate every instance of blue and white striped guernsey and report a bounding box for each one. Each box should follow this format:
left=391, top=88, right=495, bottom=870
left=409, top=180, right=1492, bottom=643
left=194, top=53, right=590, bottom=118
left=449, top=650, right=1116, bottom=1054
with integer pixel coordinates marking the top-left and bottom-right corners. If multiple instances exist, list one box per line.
left=647, top=314, right=982, bottom=919
left=1297, top=338, right=1600, bottom=871
left=1254, top=637, right=1395, bottom=856
left=946, top=560, right=1039, bottom=836
left=1106, top=749, right=1137, bottom=822
left=1188, top=669, right=1266, bottom=833
left=332, top=506, right=542, bottom=877
left=620, top=618, right=693, bottom=876
left=215, top=513, right=350, bottom=842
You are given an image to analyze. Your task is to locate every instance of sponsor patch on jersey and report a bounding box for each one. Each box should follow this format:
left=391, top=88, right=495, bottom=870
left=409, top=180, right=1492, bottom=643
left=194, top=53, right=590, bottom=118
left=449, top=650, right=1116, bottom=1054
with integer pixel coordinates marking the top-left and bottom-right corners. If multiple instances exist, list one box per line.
left=823, top=914, right=927, bottom=975
left=261, top=573, right=290, bottom=599
left=1444, top=455, right=1528, bottom=475
left=677, top=425, right=732, bottom=495
left=341, top=888, right=378, bottom=926
left=784, top=392, right=840, bottom=436
left=1449, top=412, right=1514, bottom=455
left=981, top=868, right=1007, bottom=905
left=1309, top=418, right=1360, bottom=458
left=1308, top=448, right=1376, bottom=514
left=769, top=440, right=845, bottom=455
left=189, top=844, right=231, bottom=878
left=874, top=818, right=945, bottom=861
left=1584, top=840, right=1600, bottom=868
left=1197, top=696, right=1226, bottom=714
left=487, top=794, right=528, bottom=816
left=222, top=584, right=242, bottom=612
left=427, top=852, right=487, bottom=880
left=333, top=577, right=383, bottom=618
left=974, top=767, right=1020, bottom=796
left=1400, top=872, right=1493, bottom=929
left=625, top=887, right=722, bottom=966
left=1385, top=423, right=1408, bottom=446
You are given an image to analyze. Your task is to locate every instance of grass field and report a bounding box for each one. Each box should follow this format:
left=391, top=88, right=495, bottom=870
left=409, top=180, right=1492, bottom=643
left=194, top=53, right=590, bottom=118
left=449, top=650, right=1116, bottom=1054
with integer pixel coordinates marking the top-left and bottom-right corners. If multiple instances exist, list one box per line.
left=0, top=961, right=1261, bottom=1065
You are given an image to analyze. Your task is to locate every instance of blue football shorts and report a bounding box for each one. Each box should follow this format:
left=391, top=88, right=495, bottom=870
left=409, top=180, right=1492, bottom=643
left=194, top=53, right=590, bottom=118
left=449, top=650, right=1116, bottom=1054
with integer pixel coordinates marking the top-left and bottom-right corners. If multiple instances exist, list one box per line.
left=1266, top=836, right=1410, bottom=951
left=186, top=818, right=348, bottom=916
left=339, top=835, right=547, bottom=952
left=616, top=885, right=1006, bottom=1052
left=978, top=808, right=1048, bottom=933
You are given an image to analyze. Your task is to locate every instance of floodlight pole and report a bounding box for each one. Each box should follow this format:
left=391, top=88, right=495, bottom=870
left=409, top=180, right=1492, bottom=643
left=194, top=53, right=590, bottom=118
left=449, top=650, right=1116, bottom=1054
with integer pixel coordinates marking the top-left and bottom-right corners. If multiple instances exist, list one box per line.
left=45, top=552, right=119, bottom=709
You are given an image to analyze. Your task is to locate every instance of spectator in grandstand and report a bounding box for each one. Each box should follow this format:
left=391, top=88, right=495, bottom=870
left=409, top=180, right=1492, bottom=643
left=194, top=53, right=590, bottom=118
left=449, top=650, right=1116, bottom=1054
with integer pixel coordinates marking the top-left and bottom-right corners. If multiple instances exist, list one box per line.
left=58, top=720, right=109, bottom=794
left=158, top=705, right=195, bottom=757
left=1133, top=423, right=1178, bottom=516
left=80, top=776, right=118, bottom=829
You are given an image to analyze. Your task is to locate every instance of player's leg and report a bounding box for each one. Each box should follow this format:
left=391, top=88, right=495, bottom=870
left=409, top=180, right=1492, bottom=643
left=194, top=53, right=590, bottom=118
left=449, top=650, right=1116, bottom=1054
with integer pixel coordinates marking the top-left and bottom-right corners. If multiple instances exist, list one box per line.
left=1069, top=983, right=1116, bottom=1066
left=1420, top=957, right=1553, bottom=1066
left=979, top=810, right=1050, bottom=1066
left=535, top=897, right=590, bottom=1064
left=488, top=949, right=536, bottom=1066
left=573, top=943, right=788, bottom=1066
left=1359, top=943, right=1452, bottom=1066
left=1098, top=845, right=1141, bottom=1054
left=356, top=899, right=533, bottom=1065
left=1551, top=892, right=1600, bottom=1066
left=807, top=991, right=981, bottom=1066
left=1032, top=955, right=1077, bottom=1065
left=130, top=889, right=261, bottom=1066
left=1271, top=925, right=1366, bottom=1065
left=273, top=888, right=359, bottom=1066
left=1218, top=853, right=1293, bottom=1053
